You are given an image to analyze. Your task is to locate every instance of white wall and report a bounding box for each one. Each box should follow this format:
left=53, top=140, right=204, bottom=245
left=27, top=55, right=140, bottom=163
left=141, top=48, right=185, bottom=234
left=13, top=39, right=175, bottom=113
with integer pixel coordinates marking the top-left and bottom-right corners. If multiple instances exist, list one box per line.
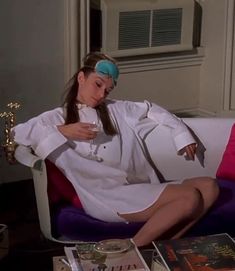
left=112, top=66, right=200, bottom=112
left=199, top=0, right=228, bottom=116
left=0, top=0, right=66, bottom=183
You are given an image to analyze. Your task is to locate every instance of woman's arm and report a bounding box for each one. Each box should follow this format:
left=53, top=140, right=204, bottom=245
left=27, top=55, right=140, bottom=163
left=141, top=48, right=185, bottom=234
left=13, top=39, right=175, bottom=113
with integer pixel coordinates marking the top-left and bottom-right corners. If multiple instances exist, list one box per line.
left=13, top=108, right=100, bottom=160
left=147, top=102, right=197, bottom=159
left=120, top=100, right=197, bottom=159
left=12, top=109, right=67, bottom=159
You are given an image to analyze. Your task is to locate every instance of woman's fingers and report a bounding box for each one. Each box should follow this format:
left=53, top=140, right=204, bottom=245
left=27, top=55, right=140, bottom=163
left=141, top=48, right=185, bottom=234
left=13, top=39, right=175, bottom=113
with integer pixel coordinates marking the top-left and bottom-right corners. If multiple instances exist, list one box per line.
left=58, top=122, right=98, bottom=140
left=185, top=144, right=197, bottom=160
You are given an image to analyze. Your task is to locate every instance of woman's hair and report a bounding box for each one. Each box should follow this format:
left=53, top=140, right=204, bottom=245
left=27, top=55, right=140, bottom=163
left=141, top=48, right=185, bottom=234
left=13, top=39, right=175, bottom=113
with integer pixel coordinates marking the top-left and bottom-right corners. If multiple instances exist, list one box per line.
left=62, top=52, right=118, bottom=136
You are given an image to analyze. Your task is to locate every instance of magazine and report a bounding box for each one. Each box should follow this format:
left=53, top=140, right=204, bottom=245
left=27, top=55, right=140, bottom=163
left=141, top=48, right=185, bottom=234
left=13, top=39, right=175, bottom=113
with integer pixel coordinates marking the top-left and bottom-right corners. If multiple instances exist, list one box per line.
left=153, top=233, right=235, bottom=271
left=65, top=239, right=149, bottom=271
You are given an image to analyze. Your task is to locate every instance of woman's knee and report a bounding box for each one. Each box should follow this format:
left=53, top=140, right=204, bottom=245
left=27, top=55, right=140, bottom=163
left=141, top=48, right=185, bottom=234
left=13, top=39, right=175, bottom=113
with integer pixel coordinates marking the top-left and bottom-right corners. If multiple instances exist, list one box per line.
left=207, top=177, right=219, bottom=194
left=184, top=177, right=220, bottom=202
left=198, top=177, right=220, bottom=201
left=179, top=188, right=203, bottom=218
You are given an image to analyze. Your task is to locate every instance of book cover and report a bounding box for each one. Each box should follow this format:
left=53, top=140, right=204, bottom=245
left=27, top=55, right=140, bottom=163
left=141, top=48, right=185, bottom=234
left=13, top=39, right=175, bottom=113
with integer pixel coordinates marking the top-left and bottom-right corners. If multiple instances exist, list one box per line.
left=153, top=233, right=235, bottom=271
left=65, top=239, right=149, bottom=271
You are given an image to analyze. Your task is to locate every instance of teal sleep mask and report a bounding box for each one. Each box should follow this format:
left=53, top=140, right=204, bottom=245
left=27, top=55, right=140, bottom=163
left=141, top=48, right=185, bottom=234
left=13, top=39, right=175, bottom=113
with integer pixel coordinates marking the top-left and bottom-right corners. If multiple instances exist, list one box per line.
left=95, top=60, right=119, bottom=85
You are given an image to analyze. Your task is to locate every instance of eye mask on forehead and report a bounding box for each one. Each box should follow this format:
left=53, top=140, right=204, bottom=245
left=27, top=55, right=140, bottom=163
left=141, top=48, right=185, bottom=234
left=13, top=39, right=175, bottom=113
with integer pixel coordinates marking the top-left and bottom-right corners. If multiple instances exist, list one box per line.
left=95, top=60, right=119, bottom=85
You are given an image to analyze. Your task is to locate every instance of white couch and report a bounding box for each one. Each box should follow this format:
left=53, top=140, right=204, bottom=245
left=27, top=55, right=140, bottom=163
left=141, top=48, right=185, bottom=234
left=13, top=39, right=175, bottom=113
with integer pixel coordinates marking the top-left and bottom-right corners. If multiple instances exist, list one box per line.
left=146, top=117, right=234, bottom=180
left=14, top=117, right=235, bottom=242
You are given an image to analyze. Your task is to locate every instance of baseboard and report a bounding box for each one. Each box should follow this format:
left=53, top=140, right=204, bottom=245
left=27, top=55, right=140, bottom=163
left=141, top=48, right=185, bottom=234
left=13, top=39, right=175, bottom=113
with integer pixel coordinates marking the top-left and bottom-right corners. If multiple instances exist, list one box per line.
left=172, top=107, right=217, bottom=118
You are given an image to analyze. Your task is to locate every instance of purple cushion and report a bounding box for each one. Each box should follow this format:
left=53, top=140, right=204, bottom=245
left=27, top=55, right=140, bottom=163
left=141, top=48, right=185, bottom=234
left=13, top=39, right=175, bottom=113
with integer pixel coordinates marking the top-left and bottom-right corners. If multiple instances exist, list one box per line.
left=186, top=179, right=235, bottom=237
left=52, top=205, right=144, bottom=242
left=52, top=179, right=235, bottom=241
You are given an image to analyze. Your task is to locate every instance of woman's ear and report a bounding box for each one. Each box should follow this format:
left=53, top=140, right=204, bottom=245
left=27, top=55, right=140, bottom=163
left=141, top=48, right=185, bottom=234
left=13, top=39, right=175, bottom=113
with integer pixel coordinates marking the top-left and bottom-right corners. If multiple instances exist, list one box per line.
left=77, top=71, right=85, bottom=84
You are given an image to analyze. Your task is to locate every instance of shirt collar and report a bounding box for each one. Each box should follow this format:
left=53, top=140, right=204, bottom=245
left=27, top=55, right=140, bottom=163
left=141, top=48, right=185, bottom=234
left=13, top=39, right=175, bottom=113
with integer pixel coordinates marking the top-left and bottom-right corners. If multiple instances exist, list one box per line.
left=76, top=103, right=88, bottom=110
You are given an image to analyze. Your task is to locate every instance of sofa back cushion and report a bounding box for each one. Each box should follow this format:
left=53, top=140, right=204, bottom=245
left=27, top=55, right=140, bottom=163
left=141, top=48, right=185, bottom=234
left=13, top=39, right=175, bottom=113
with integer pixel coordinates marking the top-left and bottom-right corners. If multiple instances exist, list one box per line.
left=216, top=123, right=235, bottom=181
left=46, top=159, right=83, bottom=209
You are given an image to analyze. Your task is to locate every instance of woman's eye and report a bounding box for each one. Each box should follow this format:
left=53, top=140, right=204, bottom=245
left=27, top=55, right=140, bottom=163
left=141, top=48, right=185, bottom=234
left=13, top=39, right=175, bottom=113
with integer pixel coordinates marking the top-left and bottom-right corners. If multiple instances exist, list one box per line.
left=105, top=88, right=112, bottom=96
left=96, top=82, right=102, bottom=88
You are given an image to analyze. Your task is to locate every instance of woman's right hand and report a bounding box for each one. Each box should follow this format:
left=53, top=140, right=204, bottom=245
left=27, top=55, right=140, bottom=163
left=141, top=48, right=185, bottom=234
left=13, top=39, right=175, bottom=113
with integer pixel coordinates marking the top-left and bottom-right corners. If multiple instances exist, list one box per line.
left=57, top=122, right=98, bottom=140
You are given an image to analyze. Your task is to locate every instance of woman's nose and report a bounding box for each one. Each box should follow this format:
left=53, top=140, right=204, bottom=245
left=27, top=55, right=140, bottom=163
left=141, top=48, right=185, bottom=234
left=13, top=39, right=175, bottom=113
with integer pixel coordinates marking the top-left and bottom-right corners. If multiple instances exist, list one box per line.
left=98, top=88, right=105, bottom=98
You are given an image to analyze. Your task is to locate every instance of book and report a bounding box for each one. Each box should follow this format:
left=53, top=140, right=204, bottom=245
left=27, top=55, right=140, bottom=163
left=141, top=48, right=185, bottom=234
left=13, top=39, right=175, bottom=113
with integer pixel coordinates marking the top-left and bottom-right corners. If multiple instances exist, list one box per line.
left=64, top=245, right=82, bottom=271
left=53, top=256, right=71, bottom=271
left=140, top=248, right=168, bottom=271
left=153, top=233, right=235, bottom=271
left=64, top=239, right=150, bottom=271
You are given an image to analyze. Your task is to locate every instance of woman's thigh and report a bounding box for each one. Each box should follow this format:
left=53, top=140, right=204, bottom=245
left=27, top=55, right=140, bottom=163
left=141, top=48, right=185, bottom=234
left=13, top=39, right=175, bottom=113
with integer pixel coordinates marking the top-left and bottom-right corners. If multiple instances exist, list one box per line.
left=119, top=183, right=201, bottom=221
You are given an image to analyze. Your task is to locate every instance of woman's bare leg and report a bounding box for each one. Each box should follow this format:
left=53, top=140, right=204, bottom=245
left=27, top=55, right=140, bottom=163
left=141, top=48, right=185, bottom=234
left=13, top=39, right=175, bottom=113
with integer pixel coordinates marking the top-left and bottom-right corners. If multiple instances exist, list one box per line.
left=182, top=177, right=219, bottom=212
left=171, top=177, right=219, bottom=239
left=119, top=177, right=219, bottom=247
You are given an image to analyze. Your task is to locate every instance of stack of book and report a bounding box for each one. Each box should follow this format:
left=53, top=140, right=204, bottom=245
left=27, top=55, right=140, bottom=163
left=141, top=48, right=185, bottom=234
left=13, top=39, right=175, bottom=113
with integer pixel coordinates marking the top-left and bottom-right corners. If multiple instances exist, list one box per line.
left=55, top=233, right=235, bottom=271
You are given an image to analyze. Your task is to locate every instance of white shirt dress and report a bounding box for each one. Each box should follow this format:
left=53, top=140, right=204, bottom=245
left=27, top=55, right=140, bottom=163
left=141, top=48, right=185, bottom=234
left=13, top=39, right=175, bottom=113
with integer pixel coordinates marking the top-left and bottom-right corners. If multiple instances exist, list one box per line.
left=13, top=100, right=195, bottom=222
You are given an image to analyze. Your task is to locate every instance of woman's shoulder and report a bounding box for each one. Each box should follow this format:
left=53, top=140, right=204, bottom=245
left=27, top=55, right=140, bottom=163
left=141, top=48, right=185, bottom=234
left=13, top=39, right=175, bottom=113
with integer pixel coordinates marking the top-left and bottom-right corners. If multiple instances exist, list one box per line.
left=106, top=98, right=149, bottom=107
left=36, top=107, right=63, bottom=118
left=28, top=107, right=64, bottom=124
left=106, top=99, right=151, bottom=114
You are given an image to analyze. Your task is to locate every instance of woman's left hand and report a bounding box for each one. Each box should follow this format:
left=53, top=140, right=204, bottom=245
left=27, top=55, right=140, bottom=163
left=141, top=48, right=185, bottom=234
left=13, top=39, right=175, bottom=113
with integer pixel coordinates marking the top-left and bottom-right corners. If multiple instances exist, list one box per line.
left=178, top=143, right=197, bottom=160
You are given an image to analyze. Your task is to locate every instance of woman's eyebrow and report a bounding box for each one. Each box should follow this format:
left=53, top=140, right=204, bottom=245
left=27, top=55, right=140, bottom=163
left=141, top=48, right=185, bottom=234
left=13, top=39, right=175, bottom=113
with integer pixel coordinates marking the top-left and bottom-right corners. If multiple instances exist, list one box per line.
left=95, top=75, right=114, bottom=88
left=95, top=75, right=106, bottom=82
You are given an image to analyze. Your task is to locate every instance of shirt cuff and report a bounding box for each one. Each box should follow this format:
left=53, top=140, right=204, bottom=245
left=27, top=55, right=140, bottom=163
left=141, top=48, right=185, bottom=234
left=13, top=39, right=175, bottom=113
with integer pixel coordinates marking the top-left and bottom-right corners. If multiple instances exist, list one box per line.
left=174, top=131, right=196, bottom=152
left=14, top=145, right=42, bottom=168
left=35, top=130, right=67, bottom=159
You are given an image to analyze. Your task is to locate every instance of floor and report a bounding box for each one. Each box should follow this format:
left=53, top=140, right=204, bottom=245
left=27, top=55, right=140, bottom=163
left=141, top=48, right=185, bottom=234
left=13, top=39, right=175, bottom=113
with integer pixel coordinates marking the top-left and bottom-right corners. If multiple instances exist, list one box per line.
left=0, top=179, right=65, bottom=271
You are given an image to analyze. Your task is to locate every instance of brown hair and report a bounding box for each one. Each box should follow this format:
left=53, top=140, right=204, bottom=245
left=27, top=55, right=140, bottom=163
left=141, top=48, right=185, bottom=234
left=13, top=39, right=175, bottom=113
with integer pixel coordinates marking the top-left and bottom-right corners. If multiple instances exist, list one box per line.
left=62, top=52, right=118, bottom=136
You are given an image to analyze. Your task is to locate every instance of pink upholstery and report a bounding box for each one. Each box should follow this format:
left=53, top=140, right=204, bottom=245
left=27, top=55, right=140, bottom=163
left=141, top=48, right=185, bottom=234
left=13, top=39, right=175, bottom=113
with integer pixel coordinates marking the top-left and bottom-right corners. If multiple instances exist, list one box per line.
left=46, top=159, right=83, bottom=209
left=216, top=124, right=235, bottom=181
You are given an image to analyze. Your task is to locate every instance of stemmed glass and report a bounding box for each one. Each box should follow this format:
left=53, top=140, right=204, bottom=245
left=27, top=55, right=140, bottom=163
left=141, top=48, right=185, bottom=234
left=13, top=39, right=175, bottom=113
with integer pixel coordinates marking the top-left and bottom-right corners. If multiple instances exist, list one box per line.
left=88, top=121, right=103, bottom=162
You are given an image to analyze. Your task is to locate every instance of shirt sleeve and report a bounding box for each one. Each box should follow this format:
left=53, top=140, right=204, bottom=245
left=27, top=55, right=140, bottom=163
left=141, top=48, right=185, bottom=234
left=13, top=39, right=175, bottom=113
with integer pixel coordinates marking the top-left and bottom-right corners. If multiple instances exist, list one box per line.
left=121, top=100, right=196, bottom=152
left=12, top=109, right=67, bottom=160
left=146, top=101, right=196, bottom=151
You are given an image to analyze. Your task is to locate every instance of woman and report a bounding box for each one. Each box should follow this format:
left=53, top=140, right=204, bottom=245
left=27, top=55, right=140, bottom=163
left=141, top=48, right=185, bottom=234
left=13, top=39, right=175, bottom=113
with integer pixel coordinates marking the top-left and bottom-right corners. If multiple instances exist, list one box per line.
left=13, top=52, right=219, bottom=247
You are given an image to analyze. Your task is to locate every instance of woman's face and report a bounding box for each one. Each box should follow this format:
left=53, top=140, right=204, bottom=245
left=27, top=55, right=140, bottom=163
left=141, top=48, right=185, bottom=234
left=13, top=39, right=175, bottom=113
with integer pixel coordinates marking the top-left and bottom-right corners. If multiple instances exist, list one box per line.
left=77, top=71, right=114, bottom=107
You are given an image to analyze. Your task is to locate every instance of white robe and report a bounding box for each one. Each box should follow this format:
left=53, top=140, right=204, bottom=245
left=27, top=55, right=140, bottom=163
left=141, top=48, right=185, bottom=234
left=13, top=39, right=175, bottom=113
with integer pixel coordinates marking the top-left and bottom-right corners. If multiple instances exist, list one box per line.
left=13, top=100, right=195, bottom=222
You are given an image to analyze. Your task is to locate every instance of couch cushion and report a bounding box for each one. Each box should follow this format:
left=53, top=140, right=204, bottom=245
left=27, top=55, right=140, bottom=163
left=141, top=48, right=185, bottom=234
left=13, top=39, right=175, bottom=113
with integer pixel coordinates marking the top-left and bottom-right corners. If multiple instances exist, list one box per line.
left=216, top=124, right=235, bottom=181
left=52, top=205, right=144, bottom=242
